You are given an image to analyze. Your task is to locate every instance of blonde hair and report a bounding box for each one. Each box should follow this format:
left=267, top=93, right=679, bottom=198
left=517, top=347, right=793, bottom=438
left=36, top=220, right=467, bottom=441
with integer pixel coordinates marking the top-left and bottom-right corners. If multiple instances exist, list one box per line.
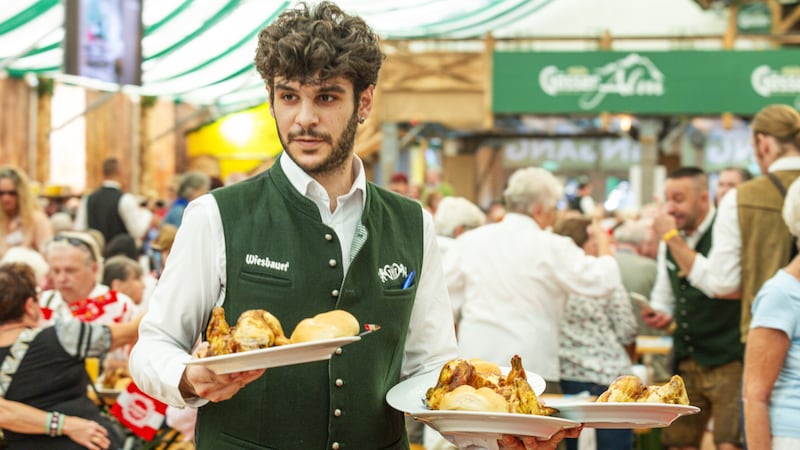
left=0, top=166, right=42, bottom=232
left=751, top=104, right=800, bottom=155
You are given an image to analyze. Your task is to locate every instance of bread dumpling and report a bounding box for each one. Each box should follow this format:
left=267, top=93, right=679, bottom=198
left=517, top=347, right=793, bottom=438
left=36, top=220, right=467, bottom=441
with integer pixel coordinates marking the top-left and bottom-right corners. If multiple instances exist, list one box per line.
left=290, top=310, right=359, bottom=343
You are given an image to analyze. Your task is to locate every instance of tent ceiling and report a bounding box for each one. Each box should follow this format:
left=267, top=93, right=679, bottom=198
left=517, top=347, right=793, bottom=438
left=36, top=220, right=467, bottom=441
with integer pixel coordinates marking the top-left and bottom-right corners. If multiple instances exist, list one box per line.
left=0, top=0, right=725, bottom=110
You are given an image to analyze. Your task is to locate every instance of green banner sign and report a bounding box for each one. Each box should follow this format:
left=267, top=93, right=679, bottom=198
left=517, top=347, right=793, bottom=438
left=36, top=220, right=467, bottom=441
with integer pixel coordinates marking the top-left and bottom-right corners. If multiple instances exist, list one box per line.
left=493, top=50, right=800, bottom=115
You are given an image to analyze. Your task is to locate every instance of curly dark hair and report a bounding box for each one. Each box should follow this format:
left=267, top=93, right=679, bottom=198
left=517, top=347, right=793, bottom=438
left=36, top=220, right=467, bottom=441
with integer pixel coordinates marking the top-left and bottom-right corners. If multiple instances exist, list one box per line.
left=0, top=263, right=37, bottom=323
left=254, top=1, right=384, bottom=103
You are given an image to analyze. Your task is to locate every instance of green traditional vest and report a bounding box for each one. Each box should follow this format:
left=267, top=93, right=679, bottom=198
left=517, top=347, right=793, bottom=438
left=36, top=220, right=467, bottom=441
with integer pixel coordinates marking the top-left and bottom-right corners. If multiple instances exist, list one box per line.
left=666, top=215, right=743, bottom=368
left=737, top=170, right=800, bottom=342
left=199, top=159, right=424, bottom=450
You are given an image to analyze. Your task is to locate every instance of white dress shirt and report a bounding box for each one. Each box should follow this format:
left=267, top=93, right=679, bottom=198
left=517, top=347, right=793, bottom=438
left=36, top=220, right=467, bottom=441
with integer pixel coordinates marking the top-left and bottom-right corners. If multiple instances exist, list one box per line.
left=650, top=207, right=716, bottom=316
left=452, top=212, right=621, bottom=382
left=129, top=155, right=457, bottom=407
left=691, top=156, right=800, bottom=296
left=75, top=180, right=153, bottom=240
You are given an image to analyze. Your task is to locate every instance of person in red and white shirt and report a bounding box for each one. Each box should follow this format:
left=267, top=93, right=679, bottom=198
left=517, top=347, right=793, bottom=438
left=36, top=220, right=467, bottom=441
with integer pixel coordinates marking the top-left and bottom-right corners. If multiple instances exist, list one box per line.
left=39, top=231, right=137, bottom=373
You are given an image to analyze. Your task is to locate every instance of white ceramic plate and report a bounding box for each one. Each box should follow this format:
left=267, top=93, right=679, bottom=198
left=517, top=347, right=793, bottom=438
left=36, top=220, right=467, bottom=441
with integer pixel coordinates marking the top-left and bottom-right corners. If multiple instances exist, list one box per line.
left=387, top=366, right=576, bottom=442
left=549, top=401, right=700, bottom=429
left=184, top=336, right=361, bottom=374
left=386, top=366, right=547, bottom=414
left=413, top=410, right=580, bottom=441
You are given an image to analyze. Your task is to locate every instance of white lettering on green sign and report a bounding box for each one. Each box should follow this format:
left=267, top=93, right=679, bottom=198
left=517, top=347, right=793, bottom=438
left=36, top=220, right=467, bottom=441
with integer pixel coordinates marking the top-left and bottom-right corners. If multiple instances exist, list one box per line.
left=538, top=54, right=665, bottom=110
left=751, top=65, right=800, bottom=97
left=503, top=138, right=640, bottom=169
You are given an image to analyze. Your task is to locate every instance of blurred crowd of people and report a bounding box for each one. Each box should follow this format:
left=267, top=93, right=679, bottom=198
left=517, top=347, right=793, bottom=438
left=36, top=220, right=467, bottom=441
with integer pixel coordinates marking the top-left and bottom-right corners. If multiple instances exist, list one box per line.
left=0, top=157, right=230, bottom=448
left=0, top=102, right=798, bottom=450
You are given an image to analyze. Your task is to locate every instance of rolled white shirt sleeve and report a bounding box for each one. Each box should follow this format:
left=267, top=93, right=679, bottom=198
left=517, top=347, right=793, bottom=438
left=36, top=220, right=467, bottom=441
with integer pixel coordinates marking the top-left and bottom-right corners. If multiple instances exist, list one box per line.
left=401, top=209, right=458, bottom=379
left=551, top=234, right=621, bottom=300
left=118, top=193, right=153, bottom=240
left=650, top=241, right=676, bottom=316
left=703, top=190, right=742, bottom=296
left=129, top=194, right=224, bottom=407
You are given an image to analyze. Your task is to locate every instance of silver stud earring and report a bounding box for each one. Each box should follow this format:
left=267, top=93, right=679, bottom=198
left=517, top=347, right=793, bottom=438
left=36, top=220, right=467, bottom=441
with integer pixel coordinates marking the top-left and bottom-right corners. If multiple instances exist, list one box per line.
left=359, top=116, right=366, bottom=124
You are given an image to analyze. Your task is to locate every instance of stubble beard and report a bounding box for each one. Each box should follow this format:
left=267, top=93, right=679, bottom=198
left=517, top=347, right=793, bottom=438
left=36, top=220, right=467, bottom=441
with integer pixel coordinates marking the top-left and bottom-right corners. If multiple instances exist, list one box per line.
left=280, top=111, right=359, bottom=177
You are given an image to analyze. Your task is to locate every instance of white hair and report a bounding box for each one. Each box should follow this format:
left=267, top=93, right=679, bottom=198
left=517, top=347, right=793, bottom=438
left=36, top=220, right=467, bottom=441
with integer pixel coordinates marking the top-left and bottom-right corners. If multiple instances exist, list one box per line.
left=1, top=247, right=49, bottom=284
left=434, top=196, right=486, bottom=237
left=503, top=167, right=564, bottom=214
left=614, top=219, right=653, bottom=245
left=784, top=177, right=800, bottom=238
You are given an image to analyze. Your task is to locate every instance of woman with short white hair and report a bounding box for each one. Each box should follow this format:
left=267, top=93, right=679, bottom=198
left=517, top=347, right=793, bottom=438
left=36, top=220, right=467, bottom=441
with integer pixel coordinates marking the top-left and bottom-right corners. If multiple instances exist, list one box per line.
left=744, top=177, right=800, bottom=450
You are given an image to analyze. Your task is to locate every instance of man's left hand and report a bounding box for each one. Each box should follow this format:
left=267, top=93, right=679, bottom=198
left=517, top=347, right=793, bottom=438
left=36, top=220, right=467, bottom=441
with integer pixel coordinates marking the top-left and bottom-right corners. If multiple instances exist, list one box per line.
left=498, top=426, right=582, bottom=450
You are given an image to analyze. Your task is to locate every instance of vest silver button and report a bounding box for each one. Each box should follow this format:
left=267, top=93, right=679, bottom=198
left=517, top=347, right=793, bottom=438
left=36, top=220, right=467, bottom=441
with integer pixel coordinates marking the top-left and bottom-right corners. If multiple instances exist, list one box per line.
left=331, top=289, right=339, bottom=297
left=332, top=442, right=340, bottom=449
left=329, top=259, right=337, bottom=267
left=335, top=378, right=343, bottom=387
left=334, top=408, right=342, bottom=417
left=335, top=347, right=343, bottom=355
left=325, top=233, right=333, bottom=241
left=682, top=322, right=688, bottom=329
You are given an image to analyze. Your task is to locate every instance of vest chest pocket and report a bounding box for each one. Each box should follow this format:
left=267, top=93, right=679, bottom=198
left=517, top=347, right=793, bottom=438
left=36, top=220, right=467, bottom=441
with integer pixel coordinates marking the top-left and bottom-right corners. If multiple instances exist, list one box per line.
left=382, top=285, right=417, bottom=302
left=239, top=270, right=293, bottom=288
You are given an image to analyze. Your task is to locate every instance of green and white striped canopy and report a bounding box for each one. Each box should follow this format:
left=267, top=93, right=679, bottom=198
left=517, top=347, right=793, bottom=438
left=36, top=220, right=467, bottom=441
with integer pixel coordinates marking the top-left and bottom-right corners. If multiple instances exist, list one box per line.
left=0, top=0, right=723, bottom=110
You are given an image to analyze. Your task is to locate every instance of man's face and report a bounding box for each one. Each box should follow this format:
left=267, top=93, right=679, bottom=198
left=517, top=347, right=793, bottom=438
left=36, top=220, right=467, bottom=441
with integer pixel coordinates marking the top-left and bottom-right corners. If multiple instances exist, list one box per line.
left=113, top=272, right=145, bottom=305
left=664, top=177, right=708, bottom=233
left=48, top=247, right=97, bottom=303
left=716, top=170, right=744, bottom=204
left=269, top=76, right=373, bottom=178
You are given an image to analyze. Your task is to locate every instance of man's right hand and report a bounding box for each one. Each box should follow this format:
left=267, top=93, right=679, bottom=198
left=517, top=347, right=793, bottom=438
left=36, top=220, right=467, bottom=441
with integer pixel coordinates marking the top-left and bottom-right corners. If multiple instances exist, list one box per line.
left=641, top=307, right=672, bottom=329
left=181, top=365, right=266, bottom=402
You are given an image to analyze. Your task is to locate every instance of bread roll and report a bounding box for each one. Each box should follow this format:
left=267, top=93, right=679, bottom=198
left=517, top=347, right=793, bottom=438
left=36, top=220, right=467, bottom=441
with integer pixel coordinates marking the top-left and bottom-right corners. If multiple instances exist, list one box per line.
left=290, top=310, right=359, bottom=343
left=438, top=385, right=509, bottom=412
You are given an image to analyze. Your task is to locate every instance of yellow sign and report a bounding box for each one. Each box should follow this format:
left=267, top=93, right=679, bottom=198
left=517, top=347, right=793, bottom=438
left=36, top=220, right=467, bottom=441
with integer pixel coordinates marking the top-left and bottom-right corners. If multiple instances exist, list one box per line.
left=187, top=103, right=283, bottom=180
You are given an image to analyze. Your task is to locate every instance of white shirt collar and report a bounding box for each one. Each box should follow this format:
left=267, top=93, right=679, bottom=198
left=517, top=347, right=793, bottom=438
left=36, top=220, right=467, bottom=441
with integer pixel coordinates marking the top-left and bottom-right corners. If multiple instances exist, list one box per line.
left=768, top=155, right=800, bottom=172
left=279, top=152, right=367, bottom=210
left=102, top=180, right=122, bottom=189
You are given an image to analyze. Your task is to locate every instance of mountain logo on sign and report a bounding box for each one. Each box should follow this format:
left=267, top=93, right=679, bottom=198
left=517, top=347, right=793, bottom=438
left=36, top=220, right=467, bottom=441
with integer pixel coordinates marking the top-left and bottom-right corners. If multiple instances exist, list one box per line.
left=538, top=53, right=665, bottom=110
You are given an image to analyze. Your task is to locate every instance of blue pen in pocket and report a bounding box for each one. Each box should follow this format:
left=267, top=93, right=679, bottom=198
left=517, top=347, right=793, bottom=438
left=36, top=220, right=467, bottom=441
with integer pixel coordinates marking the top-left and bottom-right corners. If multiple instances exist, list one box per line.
left=402, top=271, right=416, bottom=290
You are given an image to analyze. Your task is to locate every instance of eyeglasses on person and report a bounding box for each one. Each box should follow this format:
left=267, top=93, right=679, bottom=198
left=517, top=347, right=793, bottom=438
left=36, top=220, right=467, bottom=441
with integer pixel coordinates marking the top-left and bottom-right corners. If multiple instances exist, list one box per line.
left=53, top=234, right=97, bottom=262
left=0, top=190, right=17, bottom=197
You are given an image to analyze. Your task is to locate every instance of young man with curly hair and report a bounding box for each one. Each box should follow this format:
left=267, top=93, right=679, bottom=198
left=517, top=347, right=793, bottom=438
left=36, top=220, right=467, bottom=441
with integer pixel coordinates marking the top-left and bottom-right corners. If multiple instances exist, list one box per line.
left=130, top=3, right=577, bottom=449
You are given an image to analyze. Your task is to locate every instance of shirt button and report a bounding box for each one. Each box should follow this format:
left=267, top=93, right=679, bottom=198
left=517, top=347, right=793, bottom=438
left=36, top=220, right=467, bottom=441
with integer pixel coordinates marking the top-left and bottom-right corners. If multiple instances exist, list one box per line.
left=335, top=347, right=343, bottom=355
left=688, top=346, right=695, bottom=352
left=329, top=259, right=337, bottom=267
left=332, top=443, right=340, bottom=450
left=681, top=310, right=687, bottom=316
left=684, top=335, right=691, bottom=341
left=334, top=408, right=342, bottom=417
left=682, top=323, right=688, bottom=329
left=335, top=378, right=343, bottom=387
left=331, top=289, right=339, bottom=298
left=680, top=298, right=687, bottom=303
left=325, top=233, right=333, bottom=241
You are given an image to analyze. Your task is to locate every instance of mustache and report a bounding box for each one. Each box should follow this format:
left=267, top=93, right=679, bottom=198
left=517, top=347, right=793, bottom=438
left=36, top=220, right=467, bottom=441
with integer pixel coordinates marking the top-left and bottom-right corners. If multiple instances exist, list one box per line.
left=288, top=128, right=332, bottom=144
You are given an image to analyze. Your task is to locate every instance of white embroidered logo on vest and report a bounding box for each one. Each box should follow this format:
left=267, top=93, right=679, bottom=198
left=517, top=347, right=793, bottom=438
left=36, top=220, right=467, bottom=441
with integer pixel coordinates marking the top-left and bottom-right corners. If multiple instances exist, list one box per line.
left=378, top=263, right=408, bottom=283
left=245, top=254, right=290, bottom=272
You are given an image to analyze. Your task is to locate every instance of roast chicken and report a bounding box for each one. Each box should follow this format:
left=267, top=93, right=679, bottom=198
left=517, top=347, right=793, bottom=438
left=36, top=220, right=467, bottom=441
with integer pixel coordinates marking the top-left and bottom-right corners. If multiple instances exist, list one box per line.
left=206, top=307, right=291, bottom=356
left=425, top=355, right=557, bottom=416
left=596, top=374, right=689, bottom=405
